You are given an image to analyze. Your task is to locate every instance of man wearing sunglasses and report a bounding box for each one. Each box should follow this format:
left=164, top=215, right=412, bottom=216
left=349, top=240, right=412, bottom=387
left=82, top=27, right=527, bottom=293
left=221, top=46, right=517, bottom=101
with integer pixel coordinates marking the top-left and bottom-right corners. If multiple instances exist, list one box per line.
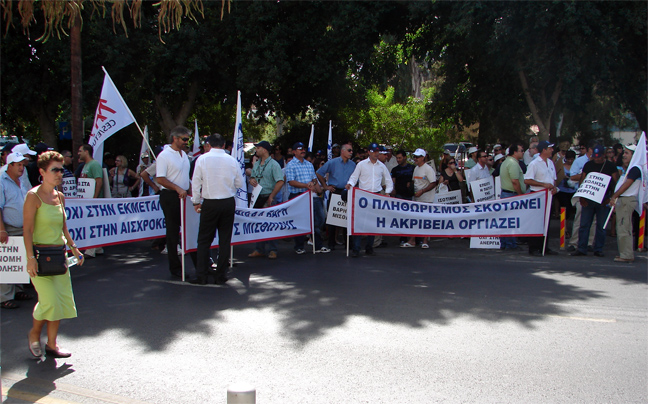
left=156, top=126, right=196, bottom=278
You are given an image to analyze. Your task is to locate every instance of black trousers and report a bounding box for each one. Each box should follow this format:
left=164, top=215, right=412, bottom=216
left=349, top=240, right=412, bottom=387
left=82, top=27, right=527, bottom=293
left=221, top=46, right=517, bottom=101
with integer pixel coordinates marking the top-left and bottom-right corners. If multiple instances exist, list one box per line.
left=196, top=197, right=236, bottom=280
left=159, top=189, right=197, bottom=275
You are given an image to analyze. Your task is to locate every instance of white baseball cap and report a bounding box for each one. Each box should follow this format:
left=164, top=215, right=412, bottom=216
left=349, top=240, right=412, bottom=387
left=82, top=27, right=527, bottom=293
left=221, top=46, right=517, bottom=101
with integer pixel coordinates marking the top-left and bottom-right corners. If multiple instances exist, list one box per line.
left=412, top=148, right=427, bottom=157
left=12, top=143, right=36, bottom=156
left=6, top=152, right=29, bottom=165
left=468, top=146, right=478, bottom=154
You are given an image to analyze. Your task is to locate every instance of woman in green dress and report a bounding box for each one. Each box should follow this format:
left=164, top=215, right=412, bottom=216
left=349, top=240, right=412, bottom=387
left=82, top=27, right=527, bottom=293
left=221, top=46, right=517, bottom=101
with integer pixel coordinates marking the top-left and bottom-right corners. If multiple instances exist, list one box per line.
left=24, top=151, right=84, bottom=358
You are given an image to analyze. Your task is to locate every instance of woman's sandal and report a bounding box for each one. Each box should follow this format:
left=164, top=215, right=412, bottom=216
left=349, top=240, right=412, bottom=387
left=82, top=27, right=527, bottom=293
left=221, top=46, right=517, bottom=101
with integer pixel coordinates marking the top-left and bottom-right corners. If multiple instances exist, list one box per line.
left=14, top=291, right=33, bottom=301
left=29, top=339, right=42, bottom=357
left=1, top=300, right=19, bottom=309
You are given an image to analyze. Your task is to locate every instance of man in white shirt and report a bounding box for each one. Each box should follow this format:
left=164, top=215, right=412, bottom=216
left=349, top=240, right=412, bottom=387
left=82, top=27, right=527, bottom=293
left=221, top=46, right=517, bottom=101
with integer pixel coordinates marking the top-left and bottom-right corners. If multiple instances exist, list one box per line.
left=157, top=126, right=193, bottom=278
left=469, top=150, right=491, bottom=181
left=190, top=133, right=243, bottom=285
left=346, top=143, right=394, bottom=257
left=523, top=136, right=539, bottom=165
left=403, top=148, right=437, bottom=249
left=524, top=140, right=558, bottom=256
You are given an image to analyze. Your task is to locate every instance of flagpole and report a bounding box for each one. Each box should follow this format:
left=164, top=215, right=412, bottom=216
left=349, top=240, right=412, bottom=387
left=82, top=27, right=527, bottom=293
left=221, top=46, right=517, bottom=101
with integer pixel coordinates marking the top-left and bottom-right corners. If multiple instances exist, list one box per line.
left=101, top=66, right=157, bottom=159
left=308, top=124, right=314, bottom=153
left=542, top=190, right=553, bottom=256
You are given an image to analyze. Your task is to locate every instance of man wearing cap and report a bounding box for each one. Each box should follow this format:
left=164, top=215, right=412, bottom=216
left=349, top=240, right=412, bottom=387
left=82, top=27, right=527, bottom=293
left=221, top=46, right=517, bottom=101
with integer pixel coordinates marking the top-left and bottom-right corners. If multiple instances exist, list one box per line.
left=1, top=152, right=33, bottom=308
left=331, top=144, right=341, bottom=159
left=247, top=141, right=285, bottom=259
left=609, top=144, right=643, bottom=262
left=566, top=143, right=595, bottom=251
left=384, top=146, right=397, bottom=172
left=570, top=144, right=619, bottom=258
left=2, top=143, right=35, bottom=188
left=191, top=133, right=243, bottom=285
left=402, top=148, right=437, bottom=249
left=1, top=143, right=17, bottom=165
left=524, top=141, right=559, bottom=256
left=345, top=143, right=394, bottom=257
left=465, top=147, right=479, bottom=169
left=137, top=152, right=152, bottom=196
left=493, top=144, right=503, bottom=157
left=285, top=141, right=327, bottom=254
left=316, top=142, right=356, bottom=251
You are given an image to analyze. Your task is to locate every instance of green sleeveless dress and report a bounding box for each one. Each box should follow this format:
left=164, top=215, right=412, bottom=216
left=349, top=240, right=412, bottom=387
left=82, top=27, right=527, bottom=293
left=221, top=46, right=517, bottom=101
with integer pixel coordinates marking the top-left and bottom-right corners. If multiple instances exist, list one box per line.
left=31, top=189, right=77, bottom=321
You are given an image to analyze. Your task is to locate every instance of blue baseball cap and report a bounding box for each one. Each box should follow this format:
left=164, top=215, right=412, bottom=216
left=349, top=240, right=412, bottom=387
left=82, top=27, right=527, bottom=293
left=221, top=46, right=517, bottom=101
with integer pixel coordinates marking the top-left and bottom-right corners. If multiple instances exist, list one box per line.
left=592, top=144, right=605, bottom=158
left=293, top=142, right=305, bottom=150
left=367, top=143, right=380, bottom=152
left=537, top=141, right=554, bottom=153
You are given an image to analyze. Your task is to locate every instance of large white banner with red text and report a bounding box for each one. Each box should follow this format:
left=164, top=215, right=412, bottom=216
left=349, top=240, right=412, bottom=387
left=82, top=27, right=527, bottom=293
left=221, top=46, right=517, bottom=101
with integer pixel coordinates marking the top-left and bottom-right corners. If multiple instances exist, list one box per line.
left=349, top=188, right=549, bottom=238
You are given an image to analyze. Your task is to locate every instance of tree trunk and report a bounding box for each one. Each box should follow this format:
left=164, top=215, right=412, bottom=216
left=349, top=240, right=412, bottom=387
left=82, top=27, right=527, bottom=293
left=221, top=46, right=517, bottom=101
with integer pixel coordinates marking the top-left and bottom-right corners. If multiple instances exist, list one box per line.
left=36, top=101, right=57, bottom=146
left=70, top=13, right=83, bottom=168
left=154, top=79, right=199, bottom=136
left=517, top=61, right=563, bottom=141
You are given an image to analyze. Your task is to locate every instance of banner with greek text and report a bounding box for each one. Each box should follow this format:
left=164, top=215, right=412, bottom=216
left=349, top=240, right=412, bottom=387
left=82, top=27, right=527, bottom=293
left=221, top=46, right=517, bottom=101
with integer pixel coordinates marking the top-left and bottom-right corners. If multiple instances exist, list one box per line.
left=0, top=237, right=29, bottom=284
left=349, top=188, right=549, bottom=238
left=62, top=177, right=77, bottom=198
left=65, top=196, right=165, bottom=249
left=326, top=193, right=347, bottom=227
left=470, top=177, right=495, bottom=202
left=572, top=172, right=611, bottom=205
left=182, top=191, right=313, bottom=252
left=433, top=190, right=462, bottom=205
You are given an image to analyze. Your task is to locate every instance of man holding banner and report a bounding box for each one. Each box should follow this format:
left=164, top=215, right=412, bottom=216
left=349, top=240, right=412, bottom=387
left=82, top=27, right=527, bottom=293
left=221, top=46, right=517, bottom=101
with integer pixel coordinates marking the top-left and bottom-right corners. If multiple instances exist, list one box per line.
left=156, top=126, right=195, bottom=278
left=346, top=143, right=393, bottom=257
left=498, top=142, right=526, bottom=250
left=571, top=145, right=619, bottom=257
left=524, top=141, right=558, bottom=256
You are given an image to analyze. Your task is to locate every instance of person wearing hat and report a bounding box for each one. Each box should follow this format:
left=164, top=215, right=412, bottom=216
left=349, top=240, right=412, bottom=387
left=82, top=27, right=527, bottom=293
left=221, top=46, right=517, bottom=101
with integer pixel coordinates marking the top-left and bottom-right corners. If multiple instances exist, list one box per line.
left=566, top=143, right=595, bottom=251
left=247, top=141, right=285, bottom=259
left=0, top=152, right=34, bottom=309
left=524, top=141, right=559, bottom=256
left=570, top=144, right=619, bottom=258
left=1, top=142, right=17, bottom=165
left=465, top=146, right=479, bottom=169
left=285, top=141, right=328, bottom=254
left=384, top=145, right=397, bottom=172
left=609, top=144, right=643, bottom=262
left=137, top=152, right=152, bottom=196
left=345, top=143, right=394, bottom=257
left=402, top=148, right=437, bottom=249
left=2, top=143, right=36, bottom=188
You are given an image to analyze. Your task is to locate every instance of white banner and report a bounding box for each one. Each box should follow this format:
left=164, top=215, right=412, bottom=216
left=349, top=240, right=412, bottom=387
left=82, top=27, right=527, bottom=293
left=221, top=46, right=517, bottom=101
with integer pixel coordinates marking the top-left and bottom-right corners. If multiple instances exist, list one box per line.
left=349, top=188, right=549, bottom=238
left=326, top=193, right=347, bottom=227
left=470, top=236, right=501, bottom=249
left=0, top=237, right=30, bottom=284
left=88, top=67, right=136, bottom=161
left=76, top=178, right=96, bottom=199
left=182, top=192, right=313, bottom=252
left=232, top=91, right=248, bottom=208
left=433, top=190, right=462, bottom=205
left=573, top=172, right=612, bottom=204
left=61, top=177, right=77, bottom=198
left=471, top=177, right=495, bottom=202
left=65, top=196, right=165, bottom=249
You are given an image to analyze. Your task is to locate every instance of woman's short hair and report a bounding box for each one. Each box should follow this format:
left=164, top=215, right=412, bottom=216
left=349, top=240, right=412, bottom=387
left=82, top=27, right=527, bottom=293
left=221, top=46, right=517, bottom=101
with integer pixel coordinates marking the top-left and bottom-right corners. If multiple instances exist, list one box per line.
left=37, top=151, right=64, bottom=170
left=116, top=155, right=128, bottom=168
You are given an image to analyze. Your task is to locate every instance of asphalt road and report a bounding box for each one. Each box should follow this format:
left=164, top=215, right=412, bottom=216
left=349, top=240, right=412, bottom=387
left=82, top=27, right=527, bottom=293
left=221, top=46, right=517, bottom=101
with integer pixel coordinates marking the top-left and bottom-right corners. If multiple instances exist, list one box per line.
left=2, top=232, right=647, bottom=403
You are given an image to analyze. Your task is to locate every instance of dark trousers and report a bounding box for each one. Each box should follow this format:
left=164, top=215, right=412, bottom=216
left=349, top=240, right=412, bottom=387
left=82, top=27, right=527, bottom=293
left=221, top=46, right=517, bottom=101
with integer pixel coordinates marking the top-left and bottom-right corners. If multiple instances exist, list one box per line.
left=578, top=201, right=609, bottom=254
left=290, top=192, right=308, bottom=250
left=196, top=197, right=236, bottom=280
left=159, top=189, right=197, bottom=275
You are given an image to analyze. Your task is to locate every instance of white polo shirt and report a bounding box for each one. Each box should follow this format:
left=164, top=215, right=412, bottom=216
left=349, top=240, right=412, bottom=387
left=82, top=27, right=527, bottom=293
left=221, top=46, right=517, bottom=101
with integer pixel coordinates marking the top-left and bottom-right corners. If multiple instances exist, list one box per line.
left=524, top=156, right=557, bottom=192
left=156, top=146, right=190, bottom=191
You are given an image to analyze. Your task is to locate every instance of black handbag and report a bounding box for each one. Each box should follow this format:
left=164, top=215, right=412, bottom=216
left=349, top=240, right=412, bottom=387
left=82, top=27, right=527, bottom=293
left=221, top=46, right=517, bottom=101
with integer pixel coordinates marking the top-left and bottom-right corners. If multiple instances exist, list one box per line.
left=34, top=246, right=68, bottom=276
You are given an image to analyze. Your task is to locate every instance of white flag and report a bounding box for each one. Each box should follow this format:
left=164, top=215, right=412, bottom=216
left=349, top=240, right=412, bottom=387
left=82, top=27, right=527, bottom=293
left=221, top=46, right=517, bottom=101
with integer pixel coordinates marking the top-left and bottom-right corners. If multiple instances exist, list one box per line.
left=192, top=119, right=201, bottom=158
left=327, top=120, right=333, bottom=161
left=232, top=91, right=248, bottom=208
left=89, top=67, right=136, bottom=162
left=628, top=132, right=647, bottom=214
left=308, top=124, right=314, bottom=152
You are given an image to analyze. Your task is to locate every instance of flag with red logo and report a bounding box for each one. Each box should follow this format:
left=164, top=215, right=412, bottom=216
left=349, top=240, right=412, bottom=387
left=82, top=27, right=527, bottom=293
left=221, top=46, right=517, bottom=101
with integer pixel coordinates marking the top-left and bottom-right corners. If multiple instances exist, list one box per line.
left=89, top=67, right=136, bottom=161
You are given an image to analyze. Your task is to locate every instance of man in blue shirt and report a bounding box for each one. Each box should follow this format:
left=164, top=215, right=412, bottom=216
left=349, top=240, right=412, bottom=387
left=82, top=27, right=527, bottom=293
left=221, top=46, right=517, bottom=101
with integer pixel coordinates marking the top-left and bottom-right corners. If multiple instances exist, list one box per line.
left=316, top=143, right=356, bottom=250
left=1, top=152, right=33, bottom=308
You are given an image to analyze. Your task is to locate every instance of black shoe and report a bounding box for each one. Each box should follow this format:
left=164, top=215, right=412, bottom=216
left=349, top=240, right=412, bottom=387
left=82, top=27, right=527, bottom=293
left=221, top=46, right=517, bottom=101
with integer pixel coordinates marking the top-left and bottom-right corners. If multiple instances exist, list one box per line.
left=188, top=278, right=207, bottom=285
left=570, top=250, right=587, bottom=256
left=545, top=249, right=558, bottom=255
left=529, top=250, right=543, bottom=256
left=567, top=245, right=576, bottom=252
left=365, top=248, right=375, bottom=256
left=593, top=251, right=605, bottom=257
left=377, top=241, right=388, bottom=248
left=351, top=250, right=359, bottom=258
left=215, top=276, right=229, bottom=285
left=587, top=245, right=594, bottom=252
left=170, top=271, right=182, bottom=278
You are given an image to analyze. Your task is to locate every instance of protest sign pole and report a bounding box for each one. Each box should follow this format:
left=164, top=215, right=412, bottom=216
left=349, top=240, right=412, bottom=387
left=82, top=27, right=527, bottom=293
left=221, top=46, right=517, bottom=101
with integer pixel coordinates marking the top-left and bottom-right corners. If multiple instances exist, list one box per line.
left=603, top=205, right=615, bottom=229
left=542, top=190, right=553, bottom=256
left=230, top=246, right=234, bottom=269
left=346, top=187, right=352, bottom=257
left=181, top=198, right=186, bottom=282
left=310, top=190, right=316, bottom=254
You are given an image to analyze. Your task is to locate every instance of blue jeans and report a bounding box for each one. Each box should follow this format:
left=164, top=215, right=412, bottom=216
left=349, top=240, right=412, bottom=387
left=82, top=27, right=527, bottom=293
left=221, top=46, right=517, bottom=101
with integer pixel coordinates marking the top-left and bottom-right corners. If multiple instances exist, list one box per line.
left=578, top=201, right=609, bottom=253
left=254, top=195, right=277, bottom=254
left=352, top=235, right=375, bottom=253
left=499, top=190, right=518, bottom=249
left=312, top=196, right=325, bottom=249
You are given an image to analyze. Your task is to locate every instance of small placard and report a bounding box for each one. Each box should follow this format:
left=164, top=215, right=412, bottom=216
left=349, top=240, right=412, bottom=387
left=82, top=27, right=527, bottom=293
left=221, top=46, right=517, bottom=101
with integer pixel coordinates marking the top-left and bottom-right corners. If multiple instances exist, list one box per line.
left=76, top=177, right=96, bottom=199
left=326, top=193, right=347, bottom=227
left=470, top=236, right=501, bottom=249
left=61, top=177, right=77, bottom=198
left=0, top=237, right=30, bottom=284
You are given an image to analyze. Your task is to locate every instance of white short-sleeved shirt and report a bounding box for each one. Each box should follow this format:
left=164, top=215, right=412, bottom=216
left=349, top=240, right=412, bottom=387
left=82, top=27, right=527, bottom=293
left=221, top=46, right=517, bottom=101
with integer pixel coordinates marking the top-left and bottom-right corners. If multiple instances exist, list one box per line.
left=524, top=156, right=557, bottom=192
left=413, top=163, right=436, bottom=203
left=347, top=158, right=394, bottom=194
left=156, top=147, right=190, bottom=191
